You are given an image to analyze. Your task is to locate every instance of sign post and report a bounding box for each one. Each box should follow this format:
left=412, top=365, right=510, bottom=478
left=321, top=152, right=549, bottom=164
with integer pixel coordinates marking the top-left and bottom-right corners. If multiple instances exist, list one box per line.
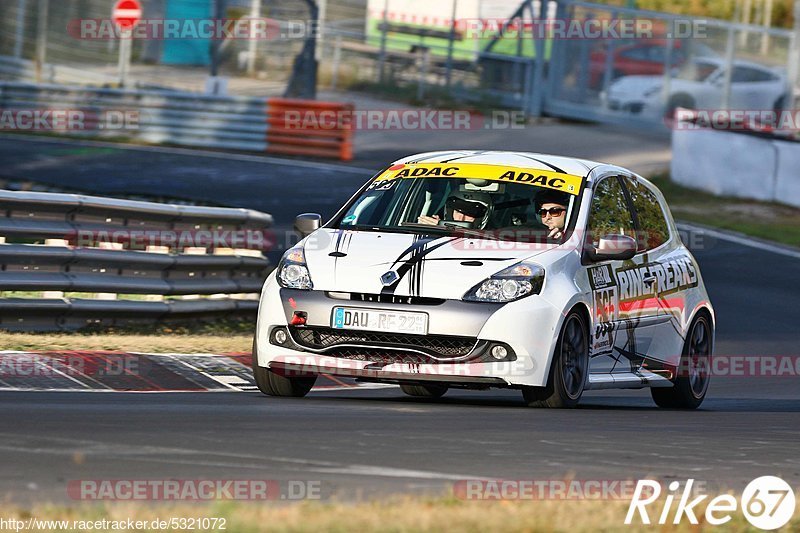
left=112, top=0, right=142, bottom=87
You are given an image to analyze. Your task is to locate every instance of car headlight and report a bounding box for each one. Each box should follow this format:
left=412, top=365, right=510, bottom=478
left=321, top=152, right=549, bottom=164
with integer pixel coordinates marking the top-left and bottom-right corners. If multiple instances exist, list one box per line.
left=462, top=262, right=544, bottom=303
left=277, top=246, right=313, bottom=290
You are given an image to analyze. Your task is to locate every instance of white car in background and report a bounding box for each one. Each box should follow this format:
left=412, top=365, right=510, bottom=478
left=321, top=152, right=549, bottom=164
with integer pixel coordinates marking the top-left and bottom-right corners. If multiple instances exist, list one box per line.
left=603, top=57, right=788, bottom=116
left=253, top=151, right=715, bottom=409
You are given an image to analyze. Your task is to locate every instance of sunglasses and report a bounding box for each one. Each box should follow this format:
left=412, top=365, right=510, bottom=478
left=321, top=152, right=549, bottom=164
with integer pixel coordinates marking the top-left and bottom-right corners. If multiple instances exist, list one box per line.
left=538, top=207, right=566, bottom=217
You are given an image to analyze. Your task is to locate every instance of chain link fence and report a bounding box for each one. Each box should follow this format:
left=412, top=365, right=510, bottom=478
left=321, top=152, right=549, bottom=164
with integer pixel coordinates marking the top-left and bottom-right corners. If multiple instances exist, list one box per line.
left=544, top=0, right=796, bottom=130
left=0, top=0, right=797, bottom=130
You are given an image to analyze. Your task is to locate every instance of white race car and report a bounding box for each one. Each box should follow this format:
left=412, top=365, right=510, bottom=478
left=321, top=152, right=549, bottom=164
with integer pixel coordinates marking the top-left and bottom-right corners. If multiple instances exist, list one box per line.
left=603, top=57, right=788, bottom=117
left=253, top=151, right=714, bottom=408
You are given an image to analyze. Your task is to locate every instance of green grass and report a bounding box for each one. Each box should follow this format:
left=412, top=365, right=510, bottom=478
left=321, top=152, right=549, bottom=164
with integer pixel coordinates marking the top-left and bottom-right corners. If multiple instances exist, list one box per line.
left=0, top=319, right=255, bottom=353
left=651, top=175, right=800, bottom=248
left=1, top=493, right=797, bottom=532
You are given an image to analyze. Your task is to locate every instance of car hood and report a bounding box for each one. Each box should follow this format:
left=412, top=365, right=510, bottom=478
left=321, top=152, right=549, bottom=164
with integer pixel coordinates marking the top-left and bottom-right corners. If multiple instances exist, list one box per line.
left=301, top=228, right=558, bottom=300
left=608, top=75, right=663, bottom=98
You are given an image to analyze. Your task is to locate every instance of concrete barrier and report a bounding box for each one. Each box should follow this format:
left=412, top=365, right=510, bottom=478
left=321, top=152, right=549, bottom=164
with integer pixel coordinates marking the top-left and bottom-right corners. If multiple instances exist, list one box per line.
left=671, top=125, right=800, bottom=209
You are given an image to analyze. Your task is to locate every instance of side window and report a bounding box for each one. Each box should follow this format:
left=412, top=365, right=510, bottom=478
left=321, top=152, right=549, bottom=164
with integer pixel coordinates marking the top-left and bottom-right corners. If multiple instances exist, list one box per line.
left=623, top=177, right=671, bottom=251
left=731, top=66, right=776, bottom=83
left=587, top=177, right=636, bottom=246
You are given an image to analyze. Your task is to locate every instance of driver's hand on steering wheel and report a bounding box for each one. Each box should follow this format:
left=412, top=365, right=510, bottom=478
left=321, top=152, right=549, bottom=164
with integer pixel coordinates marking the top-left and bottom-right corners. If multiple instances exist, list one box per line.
left=417, top=215, right=441, bottom=225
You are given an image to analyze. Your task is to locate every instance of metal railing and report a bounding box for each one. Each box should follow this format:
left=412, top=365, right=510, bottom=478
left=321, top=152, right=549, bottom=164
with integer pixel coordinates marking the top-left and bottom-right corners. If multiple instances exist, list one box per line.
left=0, top=82, right=355, bottom=159
left=0, top=81, right=270, bottom=152
left=0, top=188, right=274, bottom=331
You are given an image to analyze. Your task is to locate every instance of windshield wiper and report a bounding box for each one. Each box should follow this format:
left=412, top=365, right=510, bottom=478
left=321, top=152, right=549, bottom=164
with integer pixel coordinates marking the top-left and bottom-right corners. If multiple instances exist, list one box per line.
left=401, top=222, right=501, bottom=241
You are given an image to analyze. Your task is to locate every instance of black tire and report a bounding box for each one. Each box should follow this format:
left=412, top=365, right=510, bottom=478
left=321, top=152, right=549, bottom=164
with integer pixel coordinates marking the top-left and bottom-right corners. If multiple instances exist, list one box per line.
left=773, top=94, right=787, bottom=113
left=522, top=311, right=589, bottom=408
left=651, top=314, right=712, bottom=409
left=665, top=93, right=695, bottom=121
left=399, top=383, right=448, bottom=398
left=251, top=339, right=316, bottom=397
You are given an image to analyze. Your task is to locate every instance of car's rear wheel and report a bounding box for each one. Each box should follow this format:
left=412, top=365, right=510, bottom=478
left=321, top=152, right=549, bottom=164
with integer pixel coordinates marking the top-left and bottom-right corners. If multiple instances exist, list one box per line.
left=252, top=339, right=316, bottom=397
left=399, top=383, right=448, bottom=398
left=651, top=314, right=712, bottom=409
left=522, top=311, right=588, bottom=408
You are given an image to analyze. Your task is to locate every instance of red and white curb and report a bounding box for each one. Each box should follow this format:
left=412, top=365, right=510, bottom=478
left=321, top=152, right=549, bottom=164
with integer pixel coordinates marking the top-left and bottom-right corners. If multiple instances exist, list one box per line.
left=0, top=351, right=389, bottom=393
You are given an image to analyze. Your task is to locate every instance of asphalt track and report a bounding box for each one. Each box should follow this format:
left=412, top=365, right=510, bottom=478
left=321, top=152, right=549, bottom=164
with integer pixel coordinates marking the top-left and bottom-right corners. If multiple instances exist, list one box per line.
left=1, top=226, right=799, bottom=505
left=1, top=135, right=799, bottom=504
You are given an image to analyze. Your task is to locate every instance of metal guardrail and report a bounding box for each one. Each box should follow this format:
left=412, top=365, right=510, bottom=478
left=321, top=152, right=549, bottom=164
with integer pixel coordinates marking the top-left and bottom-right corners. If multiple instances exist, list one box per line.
left=0, top=189, right=274, bottom=331
left=0, top=82, right=355, bottom=159
left=0, top=56, right=118, bottom=86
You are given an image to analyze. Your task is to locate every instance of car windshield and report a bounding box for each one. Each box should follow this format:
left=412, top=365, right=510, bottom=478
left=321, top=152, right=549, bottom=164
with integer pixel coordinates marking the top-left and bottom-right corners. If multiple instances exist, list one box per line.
left=331, top=166, right=583, bottom=243
left=674, top=60, right=719, bottom=82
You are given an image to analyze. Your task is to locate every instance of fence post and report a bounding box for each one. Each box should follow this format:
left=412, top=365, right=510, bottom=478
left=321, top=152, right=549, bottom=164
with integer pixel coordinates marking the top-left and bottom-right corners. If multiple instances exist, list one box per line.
left=34, top=0, right=49, bottom=84
left=785, top=0, right=800, bottom=113
left=601, top=11, right=619, bottom=92
left=661, top=33, right=674, bottom=114
left=721, top=25, right=735, bottom=110
left=13, top=0, right=27, bottom=59
left=444, top=0, right=458, bottom=90
left=331, top=34, right=342, bottom=89
left=528, top=0, right=546, bottom=117
left=545, top=0, right=569, bottom=108
left=576, top=13, right=593, bottom=103
left=247, top=0, right=262, bottom=75
left=377, top=0, right=389, bottom=84
left=417, top=46, right=430, bottom=101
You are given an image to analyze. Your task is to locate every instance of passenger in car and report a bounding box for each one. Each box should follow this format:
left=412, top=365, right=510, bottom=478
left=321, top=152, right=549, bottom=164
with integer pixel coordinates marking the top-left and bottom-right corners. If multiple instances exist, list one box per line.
left=535, top=190, right=570, bottom=240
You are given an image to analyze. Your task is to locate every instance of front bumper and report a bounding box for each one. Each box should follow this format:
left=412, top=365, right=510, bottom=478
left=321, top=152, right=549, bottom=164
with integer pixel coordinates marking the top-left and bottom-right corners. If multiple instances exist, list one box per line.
left=255, top=277, right=563, bottom=387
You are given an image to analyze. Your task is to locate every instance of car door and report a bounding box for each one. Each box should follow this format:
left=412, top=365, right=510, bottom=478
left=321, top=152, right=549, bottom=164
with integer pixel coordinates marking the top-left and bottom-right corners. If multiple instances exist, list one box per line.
left=621, top=176, right=687, bottom=369
left=585, top=175, right=658, bottom=375
left=623, top=177, right=698, bottom=371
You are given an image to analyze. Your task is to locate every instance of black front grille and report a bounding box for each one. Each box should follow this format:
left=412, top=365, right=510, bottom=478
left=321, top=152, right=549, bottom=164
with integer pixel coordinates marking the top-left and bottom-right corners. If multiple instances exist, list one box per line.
left=323, top=347, right=440, bottom=364
left=327, top=292, right=445, bottom=306
left=289, top=326, right=477, bottom=358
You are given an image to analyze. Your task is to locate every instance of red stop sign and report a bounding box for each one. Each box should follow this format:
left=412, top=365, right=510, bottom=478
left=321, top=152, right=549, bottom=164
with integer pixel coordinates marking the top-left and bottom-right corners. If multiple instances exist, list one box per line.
left=112, top=0, right=142, bottom=30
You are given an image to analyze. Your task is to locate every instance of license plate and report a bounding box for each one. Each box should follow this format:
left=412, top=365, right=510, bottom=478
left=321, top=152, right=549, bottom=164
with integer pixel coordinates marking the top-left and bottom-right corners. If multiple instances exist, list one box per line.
left=331, top=307, right=428, bottom=335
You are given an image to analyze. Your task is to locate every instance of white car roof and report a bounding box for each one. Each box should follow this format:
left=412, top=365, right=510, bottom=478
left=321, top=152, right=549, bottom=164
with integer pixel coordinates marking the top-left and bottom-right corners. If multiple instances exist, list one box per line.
left=692, top=56, right=779, bottom=73
left=391, top=150, right=604, bottom=177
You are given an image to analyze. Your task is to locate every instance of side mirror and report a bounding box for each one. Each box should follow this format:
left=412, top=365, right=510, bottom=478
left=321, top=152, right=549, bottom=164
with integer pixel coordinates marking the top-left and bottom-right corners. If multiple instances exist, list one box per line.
left=294, top=213, right=322, bottom=238
left=586, top=234, right=637, bottom=262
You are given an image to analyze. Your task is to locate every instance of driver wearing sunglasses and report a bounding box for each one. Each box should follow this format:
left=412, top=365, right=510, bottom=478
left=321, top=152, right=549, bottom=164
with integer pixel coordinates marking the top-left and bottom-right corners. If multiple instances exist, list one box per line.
left=535, top=190, right=569, bottom=240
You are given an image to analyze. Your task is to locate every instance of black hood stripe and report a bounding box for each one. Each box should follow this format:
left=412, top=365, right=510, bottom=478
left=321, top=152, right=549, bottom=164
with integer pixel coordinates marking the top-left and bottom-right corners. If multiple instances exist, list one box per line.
left=382, top=236, right=460, bottom=295
left=518, top=155, right=568, bottom=174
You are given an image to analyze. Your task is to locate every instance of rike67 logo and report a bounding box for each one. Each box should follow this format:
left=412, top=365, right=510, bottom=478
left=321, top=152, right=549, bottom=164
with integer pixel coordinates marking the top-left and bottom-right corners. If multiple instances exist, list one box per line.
left=625, top=477, right=796, bottom=530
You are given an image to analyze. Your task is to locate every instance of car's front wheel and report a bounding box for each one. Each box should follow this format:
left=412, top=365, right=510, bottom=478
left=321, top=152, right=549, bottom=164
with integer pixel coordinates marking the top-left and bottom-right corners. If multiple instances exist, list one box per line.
left=399, top=383, right=448, bottom=398
left=651, top=314, right=712, bottom=409
left=522, top=311, right=588, bottom=408
left=252, top=339, right=316, bottom=397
